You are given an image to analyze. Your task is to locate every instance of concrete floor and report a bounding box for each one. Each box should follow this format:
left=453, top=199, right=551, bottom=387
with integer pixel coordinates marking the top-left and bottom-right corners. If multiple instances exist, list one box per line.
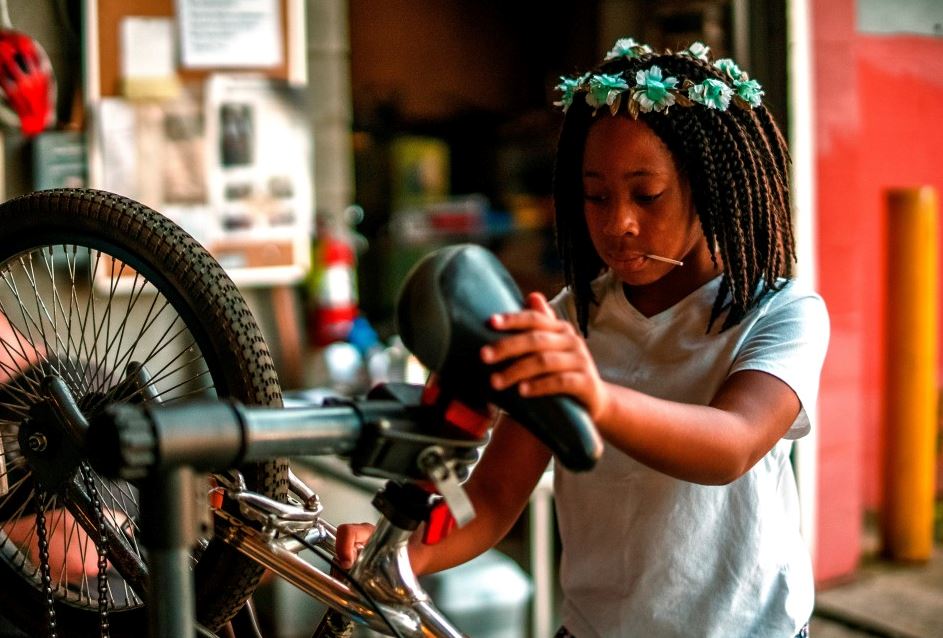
left=810, top=617, right=885, bottom=637
left=810, top=548, right=943, bottom=638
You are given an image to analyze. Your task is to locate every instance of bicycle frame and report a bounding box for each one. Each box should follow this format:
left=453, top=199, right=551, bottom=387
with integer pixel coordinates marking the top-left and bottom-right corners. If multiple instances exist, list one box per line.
left=90, top=385, right=483, bottom=638
left=215, top=479, right=462, bottom=637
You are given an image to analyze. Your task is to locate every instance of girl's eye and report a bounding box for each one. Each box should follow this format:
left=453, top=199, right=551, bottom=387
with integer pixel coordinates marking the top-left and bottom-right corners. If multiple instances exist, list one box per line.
left=584, top=193, right=607, bottom=203
left=635, top=192, right=664, bottom=204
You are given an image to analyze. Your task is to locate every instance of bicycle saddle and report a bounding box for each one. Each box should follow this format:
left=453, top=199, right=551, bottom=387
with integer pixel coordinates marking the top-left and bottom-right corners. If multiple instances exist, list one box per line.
left=396, top=244, right=602, bottom=471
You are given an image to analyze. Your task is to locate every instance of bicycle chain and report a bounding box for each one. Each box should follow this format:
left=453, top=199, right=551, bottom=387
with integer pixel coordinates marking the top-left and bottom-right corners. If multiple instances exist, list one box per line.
left=35, top=487, right=58, bottom=638
left=80, top=461, right=112, bottom=637
left=313, top=609, right=354, bottom=637
left=36, top=470, right=113, bottom=638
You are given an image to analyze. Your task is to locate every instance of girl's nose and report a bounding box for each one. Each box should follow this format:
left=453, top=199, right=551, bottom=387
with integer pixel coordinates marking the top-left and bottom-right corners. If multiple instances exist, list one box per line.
left=603, top=200, right=639, bottom=237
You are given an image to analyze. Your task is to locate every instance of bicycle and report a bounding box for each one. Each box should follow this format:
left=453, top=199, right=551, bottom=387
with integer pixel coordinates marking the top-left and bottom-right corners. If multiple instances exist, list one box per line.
left=0, top=188, right=601, bottom=638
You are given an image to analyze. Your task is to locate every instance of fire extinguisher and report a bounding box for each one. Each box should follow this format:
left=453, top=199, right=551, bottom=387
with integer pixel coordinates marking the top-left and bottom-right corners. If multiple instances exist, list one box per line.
left=306, top=209, right=361, bottom=347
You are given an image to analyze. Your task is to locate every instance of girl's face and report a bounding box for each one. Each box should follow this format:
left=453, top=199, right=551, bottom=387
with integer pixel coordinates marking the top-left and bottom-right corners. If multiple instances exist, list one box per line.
left=582, top=115, right=711, bottom=289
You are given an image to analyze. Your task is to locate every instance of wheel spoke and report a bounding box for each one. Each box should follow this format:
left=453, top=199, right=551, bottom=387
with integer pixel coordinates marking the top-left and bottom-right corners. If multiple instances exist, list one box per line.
left=63, top=475, right=149, bottom=600
left=95, top=269, right=150, bottom=392
left=0, top=192, right=281, bottom=632
left=0, top=245, right=171, bottom=614
left=39, top=247, right=87, bottom=391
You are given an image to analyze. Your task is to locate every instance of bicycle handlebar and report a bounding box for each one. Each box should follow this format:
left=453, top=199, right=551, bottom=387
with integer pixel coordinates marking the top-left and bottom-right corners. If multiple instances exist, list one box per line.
left=87, top=389, right=481, bottom=482
left=88, top=400, right=365, bottom=477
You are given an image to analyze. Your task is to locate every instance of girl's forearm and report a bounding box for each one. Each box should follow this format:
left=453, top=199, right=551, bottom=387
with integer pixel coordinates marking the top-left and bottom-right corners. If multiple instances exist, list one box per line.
left=407, top=489, right=526, bottom=575
left=595, top=370, right=800, bottom=485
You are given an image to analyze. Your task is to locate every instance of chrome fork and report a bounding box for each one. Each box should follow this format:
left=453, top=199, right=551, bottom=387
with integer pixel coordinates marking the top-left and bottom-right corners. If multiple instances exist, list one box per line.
left=215, top=470, right=464, bottom=637
left=350, top=518, right=464, bottom=638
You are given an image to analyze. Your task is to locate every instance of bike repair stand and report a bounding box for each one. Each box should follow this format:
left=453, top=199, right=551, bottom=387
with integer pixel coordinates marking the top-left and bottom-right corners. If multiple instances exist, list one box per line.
left=140, top=466, right=198, bottom=638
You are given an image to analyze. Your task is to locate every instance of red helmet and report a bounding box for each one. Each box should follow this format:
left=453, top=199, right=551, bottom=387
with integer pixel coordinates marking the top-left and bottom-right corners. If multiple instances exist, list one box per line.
left=0, top=29, right=54, bottom=137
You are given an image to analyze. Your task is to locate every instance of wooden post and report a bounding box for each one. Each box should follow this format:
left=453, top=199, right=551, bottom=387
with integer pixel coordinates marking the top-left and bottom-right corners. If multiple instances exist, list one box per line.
left=883, top=186, right=939, bottom=562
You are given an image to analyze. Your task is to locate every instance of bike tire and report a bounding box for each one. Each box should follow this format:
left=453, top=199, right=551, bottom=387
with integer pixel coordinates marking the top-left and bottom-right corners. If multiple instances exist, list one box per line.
left=0, top=188, right=288, bottom=636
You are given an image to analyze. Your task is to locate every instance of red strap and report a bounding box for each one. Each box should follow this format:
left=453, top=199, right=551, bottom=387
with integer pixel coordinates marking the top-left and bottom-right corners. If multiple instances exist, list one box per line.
left=422, top=501, right=456, bottom=545
left=420, top=378, right=441, bottom=405
left=443, top=399, right=491, bottom=437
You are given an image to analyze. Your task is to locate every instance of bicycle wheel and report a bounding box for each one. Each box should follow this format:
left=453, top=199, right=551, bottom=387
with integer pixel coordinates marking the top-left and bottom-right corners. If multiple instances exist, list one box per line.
left=0, top=188, right=288, bottom=636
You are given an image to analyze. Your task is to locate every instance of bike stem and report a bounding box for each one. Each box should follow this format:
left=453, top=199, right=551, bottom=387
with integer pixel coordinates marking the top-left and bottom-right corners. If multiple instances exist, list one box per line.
left=349, top=519, right=463, bottom=638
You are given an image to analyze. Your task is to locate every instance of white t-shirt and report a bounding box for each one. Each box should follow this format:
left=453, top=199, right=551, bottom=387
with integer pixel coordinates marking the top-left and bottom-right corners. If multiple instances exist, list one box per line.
left=551, top=271, right=829, bottom=638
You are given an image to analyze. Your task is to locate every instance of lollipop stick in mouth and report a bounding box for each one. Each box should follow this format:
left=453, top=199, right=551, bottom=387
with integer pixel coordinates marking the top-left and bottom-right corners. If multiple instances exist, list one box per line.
left=645, top=254, right=684, bottom=266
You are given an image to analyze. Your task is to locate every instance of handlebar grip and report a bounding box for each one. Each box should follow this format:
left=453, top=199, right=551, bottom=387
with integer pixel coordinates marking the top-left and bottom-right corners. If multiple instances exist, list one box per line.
left=492, top=390, right=600, bottom=472
left=396, top=244, right=603, bottom=471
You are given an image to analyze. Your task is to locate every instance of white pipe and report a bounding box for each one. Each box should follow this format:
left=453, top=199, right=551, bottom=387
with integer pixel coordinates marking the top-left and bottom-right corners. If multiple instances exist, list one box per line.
left=287, top=0, right=307, bottom=86
left=530, top=470, right=555, bottom=638
left=83, top=0, right=102, bottom=188
left=787, top=0, right=819, bottom=557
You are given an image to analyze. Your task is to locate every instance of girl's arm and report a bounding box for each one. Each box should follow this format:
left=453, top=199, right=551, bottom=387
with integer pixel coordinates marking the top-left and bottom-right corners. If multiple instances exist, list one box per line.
left=0, top=315, right=44, bottom=382
left=336, top=413, right=551, bottom=574
left=484, top=293, right=800, bottom=486
left=589, top=369, right=797, bottom=484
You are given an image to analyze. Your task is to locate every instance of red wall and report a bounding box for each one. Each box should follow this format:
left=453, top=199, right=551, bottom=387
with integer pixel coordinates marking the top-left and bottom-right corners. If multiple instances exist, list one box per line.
left=812, top=0, right=943, bottom=583
left=855, top=35, right=943, bottom=510
left=813, top=0, right=864, bottom=584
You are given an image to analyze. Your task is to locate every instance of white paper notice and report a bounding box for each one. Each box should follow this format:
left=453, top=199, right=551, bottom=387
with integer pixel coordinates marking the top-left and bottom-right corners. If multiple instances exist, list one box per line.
left=178, top=0, right=283, bottom=69
left=121, top=17, right=176, bottom=79
left=98, top=99, right=138, bottom=199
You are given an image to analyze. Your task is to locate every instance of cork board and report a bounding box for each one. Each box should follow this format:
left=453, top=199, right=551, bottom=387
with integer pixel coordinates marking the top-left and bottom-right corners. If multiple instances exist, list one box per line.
left=92, top=0, right=290, bottom=98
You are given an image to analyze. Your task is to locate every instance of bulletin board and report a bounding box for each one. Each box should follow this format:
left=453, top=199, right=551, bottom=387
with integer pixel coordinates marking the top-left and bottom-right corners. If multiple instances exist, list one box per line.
left=88, top=0, right=293, bottom=99
left=83, top=0, right=313, bottom=288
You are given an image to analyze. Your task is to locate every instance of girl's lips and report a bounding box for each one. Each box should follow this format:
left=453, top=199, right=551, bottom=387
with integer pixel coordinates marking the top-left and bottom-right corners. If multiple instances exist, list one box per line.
left=607, top=251, right=648, bottom=270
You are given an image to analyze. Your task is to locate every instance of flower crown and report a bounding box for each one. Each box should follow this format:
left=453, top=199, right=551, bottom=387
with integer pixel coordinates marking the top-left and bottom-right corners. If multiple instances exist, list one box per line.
left=554, top=38, right=764, bottom=118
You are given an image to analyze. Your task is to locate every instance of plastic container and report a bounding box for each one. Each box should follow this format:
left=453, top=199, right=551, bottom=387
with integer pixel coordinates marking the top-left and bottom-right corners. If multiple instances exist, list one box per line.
left=420, top=550, right=532, bottom=638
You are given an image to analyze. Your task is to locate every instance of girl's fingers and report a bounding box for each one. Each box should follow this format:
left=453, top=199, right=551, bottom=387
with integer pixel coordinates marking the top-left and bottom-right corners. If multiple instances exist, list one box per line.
left=517, top=371, right=589, bottom=399
left=335, top=522, right=375, bottom=569
left=489, top=295, right=566, bottom=332
left=481, top=329, right=573, bottom=364
left=525, top=291, right=555, bottom=317
left=489, top=350, right=588, bottom=391
left=489, top=311, right=551, bottom=331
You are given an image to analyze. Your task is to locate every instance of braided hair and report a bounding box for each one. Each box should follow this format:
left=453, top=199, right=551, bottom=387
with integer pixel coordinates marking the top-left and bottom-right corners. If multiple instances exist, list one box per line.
left=553, top=50, right=795, bottom=334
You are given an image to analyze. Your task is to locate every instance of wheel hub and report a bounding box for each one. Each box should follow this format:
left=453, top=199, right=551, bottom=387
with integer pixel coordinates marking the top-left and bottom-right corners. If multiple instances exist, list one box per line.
left=17, top=377, right=89, bottom=490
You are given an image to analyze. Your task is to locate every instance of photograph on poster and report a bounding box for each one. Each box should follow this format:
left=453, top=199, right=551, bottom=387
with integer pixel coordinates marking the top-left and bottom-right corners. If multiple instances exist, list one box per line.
left=94, top=74, right=311, bottom=286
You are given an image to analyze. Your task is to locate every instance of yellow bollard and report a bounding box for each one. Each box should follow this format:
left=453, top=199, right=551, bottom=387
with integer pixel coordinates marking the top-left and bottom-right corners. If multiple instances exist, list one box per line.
left=883, top=186, right=939, bottom=562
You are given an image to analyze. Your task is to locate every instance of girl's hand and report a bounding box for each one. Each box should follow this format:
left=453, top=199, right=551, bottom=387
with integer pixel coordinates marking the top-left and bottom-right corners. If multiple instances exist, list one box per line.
left=481, top=292, right=611, bottom=422
left=334, top=522, right=375, bottom=569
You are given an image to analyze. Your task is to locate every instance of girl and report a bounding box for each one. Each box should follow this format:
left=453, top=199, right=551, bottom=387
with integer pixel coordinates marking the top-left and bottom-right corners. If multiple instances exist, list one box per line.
left=339, top=39, right=829, bottom=637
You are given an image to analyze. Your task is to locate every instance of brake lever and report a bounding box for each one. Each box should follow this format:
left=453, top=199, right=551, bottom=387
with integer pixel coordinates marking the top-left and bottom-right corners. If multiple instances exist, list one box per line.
left=289, top=468, right=323, bottom=513
left=417, top=446, right=475, bottom=527
left=212, top=470, right=327, bottom=537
